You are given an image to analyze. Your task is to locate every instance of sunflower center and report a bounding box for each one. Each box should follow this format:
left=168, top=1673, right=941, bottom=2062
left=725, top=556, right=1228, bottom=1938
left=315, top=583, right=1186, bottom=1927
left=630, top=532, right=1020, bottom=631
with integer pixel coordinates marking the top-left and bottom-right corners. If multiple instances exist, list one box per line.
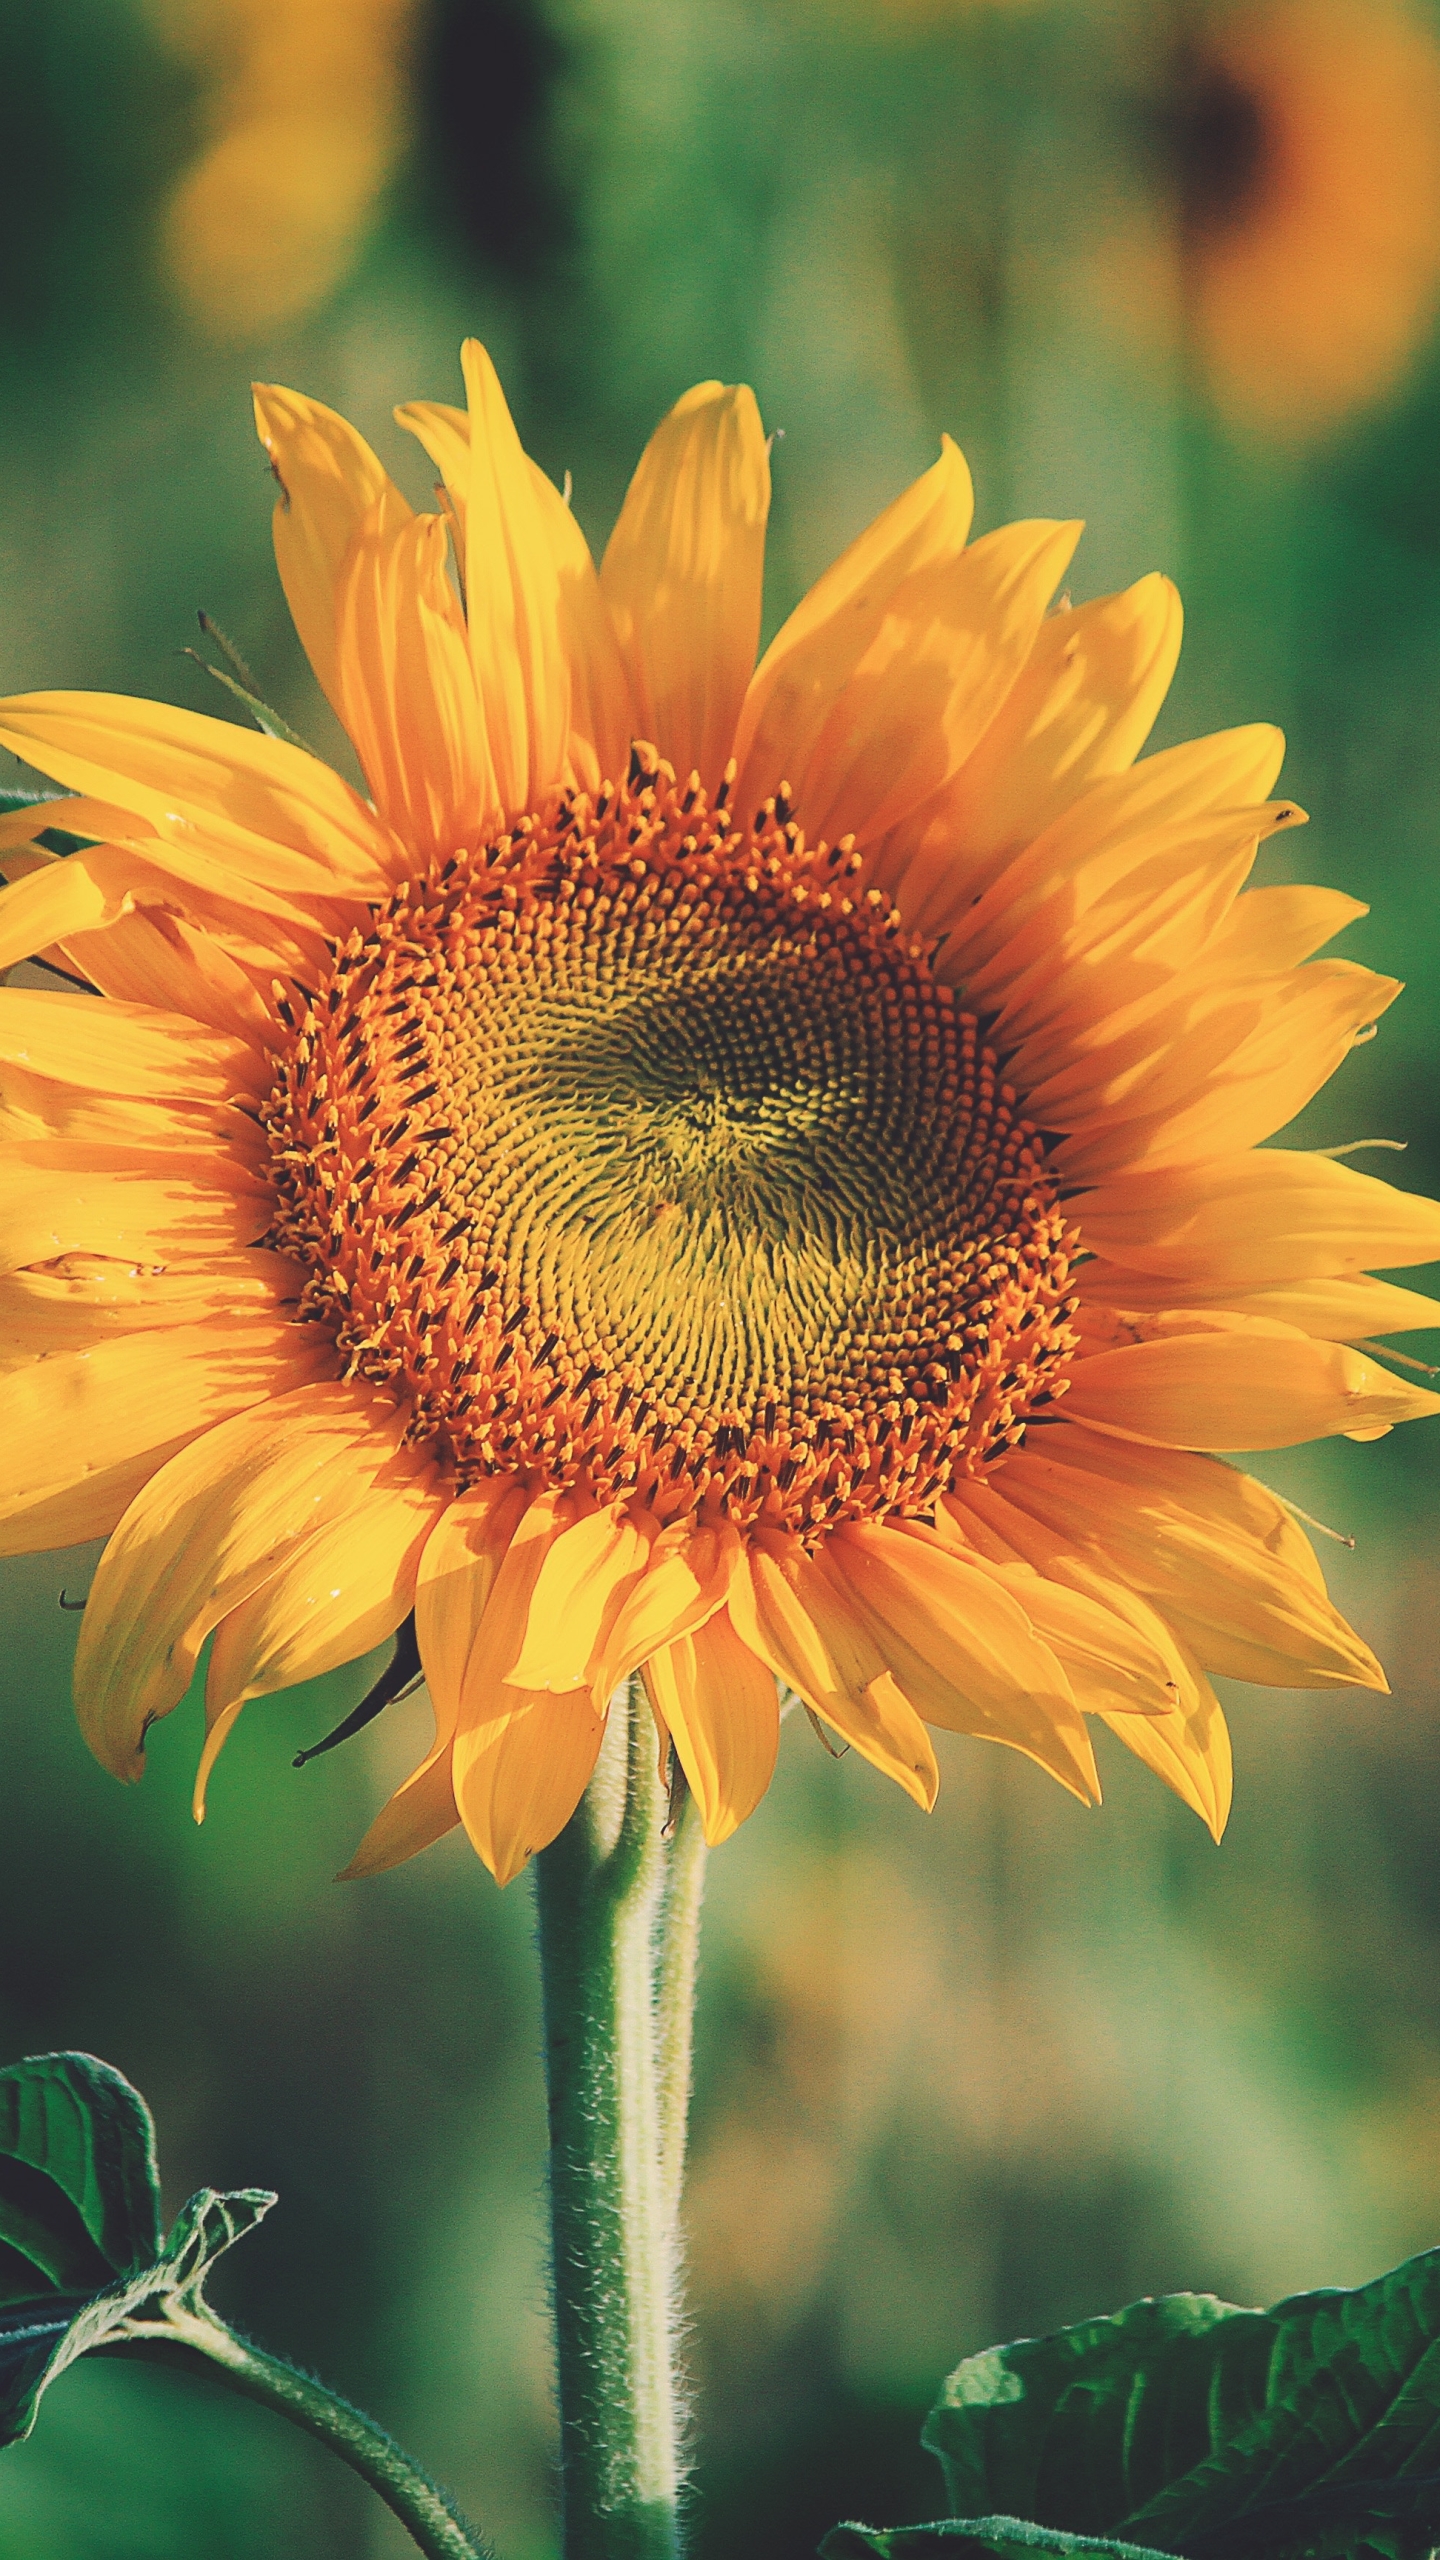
left=264, top=752, right=1077, bottom=1536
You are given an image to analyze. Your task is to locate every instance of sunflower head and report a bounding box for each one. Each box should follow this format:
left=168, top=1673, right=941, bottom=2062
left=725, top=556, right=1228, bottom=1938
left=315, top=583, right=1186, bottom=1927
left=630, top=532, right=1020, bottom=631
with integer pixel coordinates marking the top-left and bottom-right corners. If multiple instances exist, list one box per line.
left=1, top=340, right=1437, bottom=1884
left=262, top=745, right=1077, bottom=1535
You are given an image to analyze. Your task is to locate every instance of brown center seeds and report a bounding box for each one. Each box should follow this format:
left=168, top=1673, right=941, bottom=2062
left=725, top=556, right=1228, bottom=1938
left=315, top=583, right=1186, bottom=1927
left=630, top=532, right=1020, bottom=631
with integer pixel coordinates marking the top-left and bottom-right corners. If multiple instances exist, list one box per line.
left=264, top=752, right=1078, bottom=1538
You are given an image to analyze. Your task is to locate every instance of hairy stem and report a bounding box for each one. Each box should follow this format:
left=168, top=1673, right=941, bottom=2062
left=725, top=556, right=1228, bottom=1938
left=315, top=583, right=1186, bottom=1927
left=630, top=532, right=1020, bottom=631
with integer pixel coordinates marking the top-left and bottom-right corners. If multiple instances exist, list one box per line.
left=115, top=2308, right=495, bottom=2560
left=534, top=1678, right=709, bottom=2560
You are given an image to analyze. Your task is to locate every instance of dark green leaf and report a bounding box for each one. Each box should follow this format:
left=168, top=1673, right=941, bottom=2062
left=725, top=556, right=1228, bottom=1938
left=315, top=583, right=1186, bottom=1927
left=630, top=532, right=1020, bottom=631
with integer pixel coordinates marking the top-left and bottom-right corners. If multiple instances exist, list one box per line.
left=923, top=2251, right=1440, bottom=2558
left=0, top=2179, right=274, bottom=2446
left=0, top=2053, right=162, bottom=2282
left=821, top=2520, right=1179, bottom=2557
left=0, top=2158, right=114, bottom=2305
left=0, top=2050, right=270, bottom=2450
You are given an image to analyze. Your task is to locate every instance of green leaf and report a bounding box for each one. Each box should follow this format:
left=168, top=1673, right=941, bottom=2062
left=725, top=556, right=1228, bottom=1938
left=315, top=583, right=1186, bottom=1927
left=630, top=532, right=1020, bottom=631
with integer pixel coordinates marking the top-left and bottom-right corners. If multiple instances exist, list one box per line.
left=0, top=2053, right=163, bottom=2288
left=0, top=2181, right=274, bottom=2446
left=821, top=2521, right=1179, bottom=2557
left=0, top=2054, right=272, bottom=2450
left=922, top=2252, right=1440, bottom=2558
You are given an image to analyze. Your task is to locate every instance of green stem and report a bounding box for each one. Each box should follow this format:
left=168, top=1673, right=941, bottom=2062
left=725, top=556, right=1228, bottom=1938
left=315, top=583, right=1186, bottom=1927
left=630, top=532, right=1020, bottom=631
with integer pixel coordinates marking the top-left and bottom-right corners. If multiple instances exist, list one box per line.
left=534, top=1676, right=709, bottom=2560
left=655, top=1781, right=707, bottom=2237
left=114, top=2309, right=495, bottom=2560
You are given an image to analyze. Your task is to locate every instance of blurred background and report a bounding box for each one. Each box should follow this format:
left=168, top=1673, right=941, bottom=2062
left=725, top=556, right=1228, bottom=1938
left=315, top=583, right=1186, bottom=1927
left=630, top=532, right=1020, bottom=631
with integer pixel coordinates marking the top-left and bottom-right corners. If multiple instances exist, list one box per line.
left=3, top=0, right=1440, bottom=2550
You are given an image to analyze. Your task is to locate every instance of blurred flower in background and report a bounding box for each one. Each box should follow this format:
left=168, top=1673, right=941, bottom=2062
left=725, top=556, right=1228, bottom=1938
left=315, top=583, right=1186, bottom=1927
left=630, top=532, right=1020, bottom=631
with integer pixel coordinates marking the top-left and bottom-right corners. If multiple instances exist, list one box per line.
left=146, top=0, right=418, bottom=336
left=1153, top=0, right=1440, bottom=436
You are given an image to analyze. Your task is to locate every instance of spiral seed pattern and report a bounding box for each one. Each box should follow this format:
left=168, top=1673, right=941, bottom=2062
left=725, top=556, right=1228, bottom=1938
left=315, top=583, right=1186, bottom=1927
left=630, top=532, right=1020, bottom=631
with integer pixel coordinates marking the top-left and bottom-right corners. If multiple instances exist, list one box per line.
left=263, top=748, right=1078, bottom=1538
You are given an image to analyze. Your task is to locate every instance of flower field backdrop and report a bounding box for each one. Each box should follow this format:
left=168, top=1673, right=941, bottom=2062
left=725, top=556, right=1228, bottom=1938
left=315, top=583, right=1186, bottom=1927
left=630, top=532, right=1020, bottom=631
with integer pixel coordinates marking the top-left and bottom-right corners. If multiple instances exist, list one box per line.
left=4, top=2, right=1440, bottom=2555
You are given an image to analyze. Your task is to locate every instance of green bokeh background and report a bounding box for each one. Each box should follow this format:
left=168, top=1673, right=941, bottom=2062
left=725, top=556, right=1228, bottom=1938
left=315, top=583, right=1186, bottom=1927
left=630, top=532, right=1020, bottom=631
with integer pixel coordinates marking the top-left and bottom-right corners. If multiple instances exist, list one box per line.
left=2, top=2, right=1440, bottom=2553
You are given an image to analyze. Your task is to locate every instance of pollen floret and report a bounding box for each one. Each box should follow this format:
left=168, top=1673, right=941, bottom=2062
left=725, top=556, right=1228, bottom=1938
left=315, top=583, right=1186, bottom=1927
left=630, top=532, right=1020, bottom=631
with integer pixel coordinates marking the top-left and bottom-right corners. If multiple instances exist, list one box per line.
left=264, top=747, right=1078, bottom=1540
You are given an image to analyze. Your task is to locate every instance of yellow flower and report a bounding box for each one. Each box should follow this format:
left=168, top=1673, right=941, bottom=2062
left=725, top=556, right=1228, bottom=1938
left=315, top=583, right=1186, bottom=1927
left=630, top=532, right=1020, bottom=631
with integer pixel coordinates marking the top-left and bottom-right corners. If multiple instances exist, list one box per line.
left=149, top=0, right=415, bottom=338
left=2, top=343, right=1438, bottom=1884
left=1164, top=0, right=1440, bottom=435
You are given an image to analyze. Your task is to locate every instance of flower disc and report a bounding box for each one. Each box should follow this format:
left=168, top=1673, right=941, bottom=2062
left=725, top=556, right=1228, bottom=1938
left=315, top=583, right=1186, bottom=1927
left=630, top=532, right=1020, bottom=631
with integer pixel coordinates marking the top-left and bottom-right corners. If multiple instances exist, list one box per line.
left=265, top=752, right=1078, bottom=1538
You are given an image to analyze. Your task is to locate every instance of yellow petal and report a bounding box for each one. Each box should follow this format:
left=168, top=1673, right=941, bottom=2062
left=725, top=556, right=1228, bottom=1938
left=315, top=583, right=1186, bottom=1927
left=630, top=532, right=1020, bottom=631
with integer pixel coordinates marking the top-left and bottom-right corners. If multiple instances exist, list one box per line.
left=641, top=1608, right=779, bottom=1844
left=1099, top=1637, right=1233, bottom=1841
left=451, top=1686, right=606, bottom=1884
left=339, top=1745, right=460, bottom=1880
left=1073, top=1151, right=1440, bottom=1290
left=0, top=1251, right=296, bottom=1357
left=0, top=1064, right=266, bottom=1156
left=972, top=811, right=1294, bottom=1076
left=413, top=1477, right=533, bottom=1743
left=888, top=717, right=1283, bottom=948
left=460, top=339, right=585, bottom=814
left=253, top=381, right=411, bottom=724
left=0, top=988, right=264, bottom=1102
left=0, top=1318, right=327, bottom=1559
left=999, top=1425, right=1388, bottom=1690
left=1048, top=960, right=1401, bottom=1178
left=750, top=518, right=1082, bottom=855
left=938, top=748, right=1297, bottom=994
left=0, top=795, right=148, bottom=854
left=64, top=905, right=275, bottom=1042
left=822, top=1523, right=1100, bottom=1803
left=734, top=437, right=974, bottom=813
left=904, top=572, right=1183, bottom=891
left=335, top=503, right=492, bottom=862
left=397, top=398, right=632, bottom=792
left=1187, top=1275, right=1440, bottom=1340
left=727, top=1532, right=939, bottom=1808
left=0, top=692, right=396, bottom=900
left=600, top=382, right=770, bottom=791
left=942, top=1477, right=1197, bottom=1691
left=445, top=1485, right=592, bottom=1726
left=0, top=848, right=131, bottom=971
left=393, top=399, right=470, bottom=515
left=932, top=1539, right=1174, bottom=1719
left=505, top=1503, right=656, bottom=1692
left=517, top=453, right=635, bottom=795
left=938, top=1482, right=1228, bottom=1832
left=0, top=1171, right=266, bottom=1276
left=1209, top=883, right=1367, bottom=972
left=196, top=1460, right=446, bottom=1816
left=1, top=1112, right=267, bottom=1195
left=1063, top=1317, right=1440, bottom=1450
left=591, top=1515, right=742, bottom=1697
left=3, top=801, right=341, bottom=955
left=71, top=1379, right=408, bottom=1777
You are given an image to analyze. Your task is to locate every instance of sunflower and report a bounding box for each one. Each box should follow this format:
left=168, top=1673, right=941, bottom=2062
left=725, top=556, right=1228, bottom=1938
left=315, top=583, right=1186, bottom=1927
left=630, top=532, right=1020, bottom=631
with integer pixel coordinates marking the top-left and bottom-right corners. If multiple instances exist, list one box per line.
left=155, top=0, right=415, bottom=338
left=1161, top=0, right=1440, bottom=435
left=1, top=344, right=1437, bottom=1885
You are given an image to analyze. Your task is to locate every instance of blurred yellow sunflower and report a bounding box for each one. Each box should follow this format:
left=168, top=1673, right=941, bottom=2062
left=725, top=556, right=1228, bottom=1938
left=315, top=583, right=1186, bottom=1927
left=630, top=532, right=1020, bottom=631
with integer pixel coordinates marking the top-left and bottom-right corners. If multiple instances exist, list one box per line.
left=2, top=343, right=1438, bottom=1884
left=1167, top=0, right=1440, bottom=434
left=150, top=0, right=415, bottom=338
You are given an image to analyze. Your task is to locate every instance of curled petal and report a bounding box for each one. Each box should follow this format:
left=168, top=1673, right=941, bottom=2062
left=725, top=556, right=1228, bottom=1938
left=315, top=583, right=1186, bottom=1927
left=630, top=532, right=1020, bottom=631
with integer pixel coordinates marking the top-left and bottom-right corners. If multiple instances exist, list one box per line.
left=728, top=1533, right=939, bottom=1808
left=642, top=1608, right=779, bottom=1845
left=340, top=1749, right=461, bottom=1881
left=505, top=1504, right=657, bottom=1692
left=73, top=1381, right=411, bottom=1777
left=413, top=1477, right=534, bottom=1743
left=592, top=1516, right=742, bottom=1699
left=196, top=1461, right=446, bottom=1817
left=822, top=1524, right=1099, bottom=1804
left=451, top=1687, right=607, bottom=1884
